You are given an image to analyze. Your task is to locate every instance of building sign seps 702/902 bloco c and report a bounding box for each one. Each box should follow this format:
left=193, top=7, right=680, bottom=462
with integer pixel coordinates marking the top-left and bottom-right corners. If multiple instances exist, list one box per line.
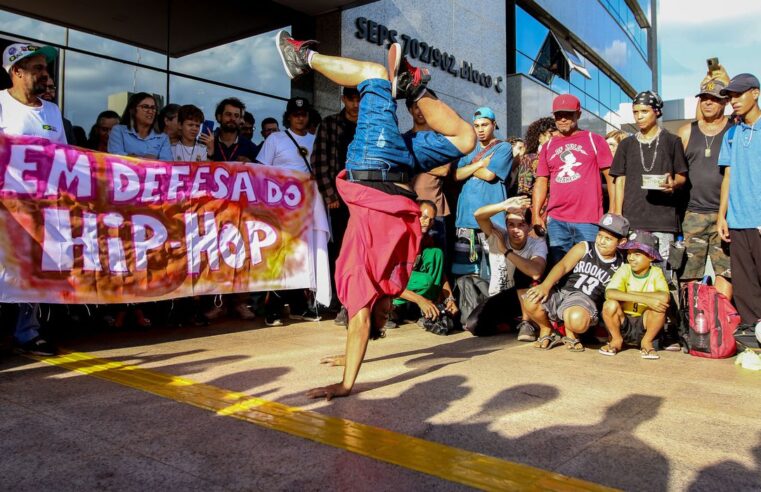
left=354, top=17, right=503, bottom=93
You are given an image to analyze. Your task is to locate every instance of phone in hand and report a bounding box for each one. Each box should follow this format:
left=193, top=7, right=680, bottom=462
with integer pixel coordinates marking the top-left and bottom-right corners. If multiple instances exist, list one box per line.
left=707, top=57, right=720, bottom=74
left=199, top=120, right=214, bottom=139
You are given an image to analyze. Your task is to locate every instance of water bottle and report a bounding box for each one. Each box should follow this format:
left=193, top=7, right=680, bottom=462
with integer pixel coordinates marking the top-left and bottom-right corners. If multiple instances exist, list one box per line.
left=692, top=310, right=710, bottom=351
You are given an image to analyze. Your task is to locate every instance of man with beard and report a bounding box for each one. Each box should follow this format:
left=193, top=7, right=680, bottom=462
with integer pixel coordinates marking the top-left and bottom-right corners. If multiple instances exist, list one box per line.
left=210, top=97, right=257, bottom=162
left=0, top=43, right=63, bottom=356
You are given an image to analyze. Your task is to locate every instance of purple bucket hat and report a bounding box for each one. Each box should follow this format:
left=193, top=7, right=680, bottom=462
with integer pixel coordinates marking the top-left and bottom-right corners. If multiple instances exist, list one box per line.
left=619, top=230, right=663, bottom=262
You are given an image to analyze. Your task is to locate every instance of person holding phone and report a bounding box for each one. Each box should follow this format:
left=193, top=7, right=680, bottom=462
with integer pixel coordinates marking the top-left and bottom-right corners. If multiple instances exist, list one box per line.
left=171, top=105, right=214, bottom=162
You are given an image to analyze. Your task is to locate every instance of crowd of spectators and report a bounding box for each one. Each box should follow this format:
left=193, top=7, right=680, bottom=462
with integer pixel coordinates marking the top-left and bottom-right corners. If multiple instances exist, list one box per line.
left=1, top=41, right=760, bottom=359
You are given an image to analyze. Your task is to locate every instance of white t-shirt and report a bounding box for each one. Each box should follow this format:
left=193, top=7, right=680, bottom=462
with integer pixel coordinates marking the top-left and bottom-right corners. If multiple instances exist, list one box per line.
left=485, top=226, right=548, bottom=295
left=255, top=129, right=315, bottom=174
left=171, top=141, right=208, bottom=162
left=0, top=89, right=66, bottom=143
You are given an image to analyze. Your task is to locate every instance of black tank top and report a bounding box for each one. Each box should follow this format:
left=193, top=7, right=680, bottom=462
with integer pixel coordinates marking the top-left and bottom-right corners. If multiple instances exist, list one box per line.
left=685, top=120, right=731, bottom=213
left=558, top=241, right=624, bottom=305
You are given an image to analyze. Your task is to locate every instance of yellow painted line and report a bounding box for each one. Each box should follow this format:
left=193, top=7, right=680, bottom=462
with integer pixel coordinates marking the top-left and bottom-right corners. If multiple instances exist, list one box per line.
left=33, top=351, right=616, bottom=491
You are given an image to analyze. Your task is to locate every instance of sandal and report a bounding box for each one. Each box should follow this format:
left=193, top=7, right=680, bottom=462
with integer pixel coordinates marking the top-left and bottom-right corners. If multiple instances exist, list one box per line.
left=561, top=336, right=585, bottom=352
left=640, top=348, right=660, bottom=360
left=534, top=334, right=561, bottom=350
left=598, top=344, right=619, bottom=356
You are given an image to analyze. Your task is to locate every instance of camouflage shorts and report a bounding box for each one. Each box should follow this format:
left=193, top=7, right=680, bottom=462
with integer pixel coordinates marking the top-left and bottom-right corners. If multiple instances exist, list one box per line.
left=681, top=211, right=731, bottom=279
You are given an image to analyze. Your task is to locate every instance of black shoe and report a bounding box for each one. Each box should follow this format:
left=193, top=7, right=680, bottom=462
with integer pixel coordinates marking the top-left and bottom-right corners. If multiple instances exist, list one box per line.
left=275, top=30, right=318, bottom=80
left=289, top=306, right=322, bottom=322
left=265, top=312, right=284, bottom=327
left=388, top=43, right=430, bottom=100
left=15, top=336, right=57, bottom=356
left=334, top=306, right=348, bottom=326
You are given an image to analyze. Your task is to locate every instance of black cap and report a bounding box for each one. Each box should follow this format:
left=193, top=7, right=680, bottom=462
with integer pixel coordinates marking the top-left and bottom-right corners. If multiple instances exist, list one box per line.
left=597, top=213, right=630, bottom=238
left=286, top=97, right=311, bottom=113
left=720, top=73, right=760, bottom=96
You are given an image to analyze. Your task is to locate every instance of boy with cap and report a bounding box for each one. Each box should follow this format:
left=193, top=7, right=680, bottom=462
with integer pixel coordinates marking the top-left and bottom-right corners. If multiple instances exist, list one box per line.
left=0, top=42, right=62, bottom=357
left=533, top=94, right=615, bottom=264
left=717, top=73, right=761, bottom=329
left=452, top=106, right=513, bottom=279
left=523, top=213, right=629, bottom=351
left=600, top=230, right=670, bottom=359
left=677, top=78, right=733, bottom=299
left=274, top=31, right=475, bottom=399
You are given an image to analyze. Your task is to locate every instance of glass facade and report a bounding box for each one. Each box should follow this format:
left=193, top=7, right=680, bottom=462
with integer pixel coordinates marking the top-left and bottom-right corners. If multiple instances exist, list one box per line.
left=529, top=0, right=652, bottom=92
left=599, top=0, right=648, bottom=57
left=516, top=5, right=632, bottom=124
left=0, top=9, right=289, bottom=144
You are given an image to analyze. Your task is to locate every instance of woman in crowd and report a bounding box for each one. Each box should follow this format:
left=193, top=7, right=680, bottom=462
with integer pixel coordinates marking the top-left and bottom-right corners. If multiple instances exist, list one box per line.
left=106, top=92, right=173, bottom=328
left=108, top=92, right=172, bottom=160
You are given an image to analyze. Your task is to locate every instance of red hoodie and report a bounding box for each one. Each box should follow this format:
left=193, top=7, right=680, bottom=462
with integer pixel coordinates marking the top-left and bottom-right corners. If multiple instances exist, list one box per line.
left=335, top=171, right=422, bottom=318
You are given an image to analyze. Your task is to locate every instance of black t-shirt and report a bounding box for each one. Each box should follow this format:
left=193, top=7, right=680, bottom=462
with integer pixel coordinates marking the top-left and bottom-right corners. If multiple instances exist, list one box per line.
left=212, top=134, right=258, bottom=162
left=557, top=241, right=624, bottom=306
left=610, top=130, right=688, bottom=232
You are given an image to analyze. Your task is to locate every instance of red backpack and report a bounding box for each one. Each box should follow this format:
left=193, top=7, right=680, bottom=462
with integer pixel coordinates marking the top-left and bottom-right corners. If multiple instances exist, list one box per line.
left=679, top=280, right=740, bottom=359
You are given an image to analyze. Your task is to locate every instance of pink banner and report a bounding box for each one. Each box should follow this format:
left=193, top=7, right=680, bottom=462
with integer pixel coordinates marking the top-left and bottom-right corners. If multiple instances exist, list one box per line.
left=0, top=134, right=317, bottom=303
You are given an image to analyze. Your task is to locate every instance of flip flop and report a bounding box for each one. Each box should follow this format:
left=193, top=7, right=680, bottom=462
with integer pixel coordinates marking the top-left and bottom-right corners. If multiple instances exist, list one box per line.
left=598, top=344, right=619, bottom=356
left=640, top=348, right=660, bottom=360
left=561, top=336, right=585, bottom=352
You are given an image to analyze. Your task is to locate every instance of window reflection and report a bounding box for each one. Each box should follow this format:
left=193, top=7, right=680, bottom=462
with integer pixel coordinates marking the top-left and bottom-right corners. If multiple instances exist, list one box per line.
left=68, top=30, right=166, bottom=69
left=63, top=51, right=166, bottom=130
left=170, top=27, right=290, bottom=99
left=0, top=10, right=66, bottom=45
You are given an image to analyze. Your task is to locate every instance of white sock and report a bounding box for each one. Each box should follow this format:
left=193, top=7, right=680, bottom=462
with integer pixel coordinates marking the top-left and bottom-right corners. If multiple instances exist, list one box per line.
left=306, top=50, right=317, bottom=68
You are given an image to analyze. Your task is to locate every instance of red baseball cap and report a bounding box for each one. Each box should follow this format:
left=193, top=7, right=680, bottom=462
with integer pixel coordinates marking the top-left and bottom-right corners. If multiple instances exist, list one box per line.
left=552, top=94, right=581, bottom=113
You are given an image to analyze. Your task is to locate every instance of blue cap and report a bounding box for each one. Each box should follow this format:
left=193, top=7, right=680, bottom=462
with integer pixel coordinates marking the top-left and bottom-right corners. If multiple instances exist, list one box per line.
left=473, top=107, right=496, bottom=122
left=721, top=73, right=760, bottom=95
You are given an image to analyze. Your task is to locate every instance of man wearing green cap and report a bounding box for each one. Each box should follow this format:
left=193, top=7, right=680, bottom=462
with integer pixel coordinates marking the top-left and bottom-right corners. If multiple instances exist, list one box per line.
left=0, top=42, right=63, bottom=357
left=0, top=42, right=65, bottom=144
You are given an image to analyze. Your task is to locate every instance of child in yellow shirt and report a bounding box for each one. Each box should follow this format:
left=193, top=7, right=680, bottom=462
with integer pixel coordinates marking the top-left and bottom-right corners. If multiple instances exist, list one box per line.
left=600, top=230, right=670, bottom=359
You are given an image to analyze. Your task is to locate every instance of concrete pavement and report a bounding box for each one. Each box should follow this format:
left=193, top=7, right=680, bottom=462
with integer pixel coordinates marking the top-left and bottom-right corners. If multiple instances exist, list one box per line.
left=1, top=317, right=760, bottom=490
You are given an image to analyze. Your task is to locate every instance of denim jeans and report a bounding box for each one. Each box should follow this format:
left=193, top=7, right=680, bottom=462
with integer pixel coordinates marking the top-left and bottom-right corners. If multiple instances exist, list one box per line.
left=345, top=78, right=462, bottom=177
left=547, top=218, right=599, bottom=265
left=15, top=303, right=41, bottom=344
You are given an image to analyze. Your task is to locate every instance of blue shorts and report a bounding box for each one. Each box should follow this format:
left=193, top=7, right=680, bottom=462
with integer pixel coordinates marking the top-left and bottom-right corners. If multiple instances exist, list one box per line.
left=345, top=78, right=463, bottom=178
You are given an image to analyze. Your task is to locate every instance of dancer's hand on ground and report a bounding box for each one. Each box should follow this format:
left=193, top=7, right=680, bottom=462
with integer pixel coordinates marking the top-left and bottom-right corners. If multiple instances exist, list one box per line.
left=418, top=298, right=439, bottom=320
left=319, top=354, right=346, bottom=366
left=306, top=382, right=352, bottom=400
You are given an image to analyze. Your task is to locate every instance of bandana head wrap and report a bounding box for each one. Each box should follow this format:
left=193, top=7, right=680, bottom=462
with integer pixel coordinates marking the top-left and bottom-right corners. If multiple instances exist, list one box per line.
left=632, top=90, right=664, bottom=117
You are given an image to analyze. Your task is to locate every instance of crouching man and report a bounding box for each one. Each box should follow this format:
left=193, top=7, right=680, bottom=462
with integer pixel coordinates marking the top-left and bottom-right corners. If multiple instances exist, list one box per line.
left=600, top=230, right=670, bottom=359
left=523, top=213, right=629, bottom=351
left=463, top=196, right=547, bottom=336
left=388, top=200, right=458, bottom=327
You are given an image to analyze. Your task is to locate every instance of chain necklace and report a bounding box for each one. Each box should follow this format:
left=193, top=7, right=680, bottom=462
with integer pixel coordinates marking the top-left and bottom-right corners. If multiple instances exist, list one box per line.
left=178, top=141, right=197, bottom=161
left=703, top=134, right=716, bottom=158
left=742, top=116, right=758, bottom=148
left=637, top=128, right=661, bottom=173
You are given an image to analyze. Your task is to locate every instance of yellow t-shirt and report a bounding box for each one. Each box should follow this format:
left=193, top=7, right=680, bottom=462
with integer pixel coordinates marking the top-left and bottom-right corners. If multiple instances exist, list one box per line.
left=605, top=264, right=669, bottom=316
